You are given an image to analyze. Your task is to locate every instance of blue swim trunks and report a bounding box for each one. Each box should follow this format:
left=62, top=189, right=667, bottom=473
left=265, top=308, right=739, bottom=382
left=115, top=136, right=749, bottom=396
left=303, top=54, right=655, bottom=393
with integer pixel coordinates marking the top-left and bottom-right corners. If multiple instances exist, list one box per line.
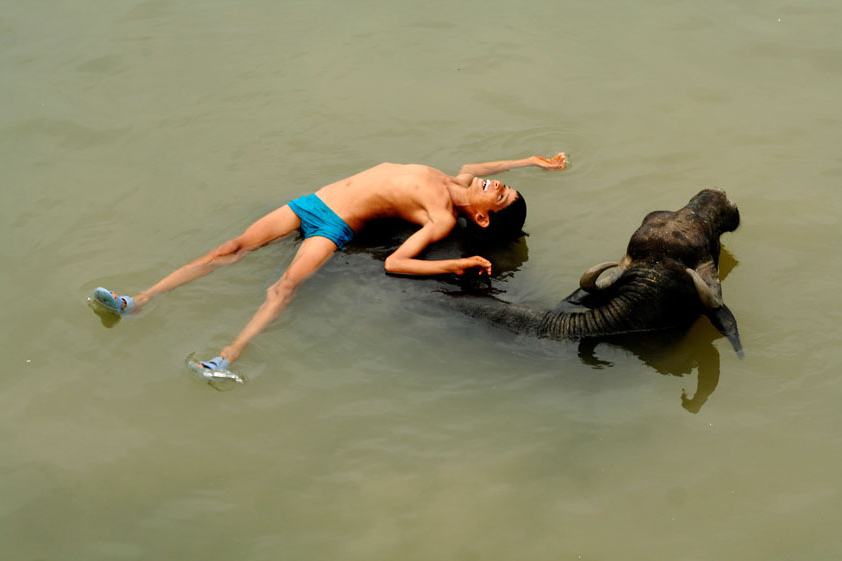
left=288, top=194, right=355, bottom=250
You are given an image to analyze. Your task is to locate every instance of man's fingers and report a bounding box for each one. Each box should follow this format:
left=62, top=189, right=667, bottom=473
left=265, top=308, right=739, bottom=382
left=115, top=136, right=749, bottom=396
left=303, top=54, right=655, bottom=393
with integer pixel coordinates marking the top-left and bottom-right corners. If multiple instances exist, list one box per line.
left=536, top=152, right=567, bottom=169
left=456, top=257, right=492, bottom=277
left=475, top=257, right=492, bottom=275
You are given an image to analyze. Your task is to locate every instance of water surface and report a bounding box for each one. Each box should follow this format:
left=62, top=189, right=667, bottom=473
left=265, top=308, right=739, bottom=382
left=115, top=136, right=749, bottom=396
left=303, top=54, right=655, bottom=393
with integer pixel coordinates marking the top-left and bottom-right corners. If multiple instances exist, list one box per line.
left=2, top=1, right=841, bottom=559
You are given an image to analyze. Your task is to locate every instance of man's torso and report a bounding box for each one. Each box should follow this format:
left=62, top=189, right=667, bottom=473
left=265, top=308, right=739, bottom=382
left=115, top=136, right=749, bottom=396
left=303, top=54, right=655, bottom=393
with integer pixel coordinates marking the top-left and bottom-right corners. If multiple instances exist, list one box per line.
left=314, top=163, right=459, bottom=232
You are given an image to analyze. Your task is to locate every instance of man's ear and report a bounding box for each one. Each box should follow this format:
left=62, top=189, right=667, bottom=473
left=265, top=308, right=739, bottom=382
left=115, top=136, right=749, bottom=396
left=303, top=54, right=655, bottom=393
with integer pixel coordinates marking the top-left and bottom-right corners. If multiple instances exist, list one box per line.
left=474, top=211, right=490, bottom=228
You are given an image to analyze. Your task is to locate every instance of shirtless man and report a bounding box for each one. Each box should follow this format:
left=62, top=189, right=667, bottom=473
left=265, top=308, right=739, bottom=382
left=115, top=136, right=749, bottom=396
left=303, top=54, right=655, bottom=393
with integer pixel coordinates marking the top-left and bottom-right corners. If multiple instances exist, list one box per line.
left=90, top=152, right=567, bottom=378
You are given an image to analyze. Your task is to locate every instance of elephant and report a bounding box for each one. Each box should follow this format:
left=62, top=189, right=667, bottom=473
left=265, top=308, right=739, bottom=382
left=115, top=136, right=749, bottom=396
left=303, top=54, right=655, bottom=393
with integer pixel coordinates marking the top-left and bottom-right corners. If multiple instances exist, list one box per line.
left=449, top=189, right=744, bottom=357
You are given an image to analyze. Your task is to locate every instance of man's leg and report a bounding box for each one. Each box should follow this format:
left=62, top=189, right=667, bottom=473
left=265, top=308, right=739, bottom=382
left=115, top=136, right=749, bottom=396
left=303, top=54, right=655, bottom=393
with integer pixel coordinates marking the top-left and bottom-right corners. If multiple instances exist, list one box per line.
left=215, top=236, right=338, bottom=364
left=128, top=206, right=301, bottom=309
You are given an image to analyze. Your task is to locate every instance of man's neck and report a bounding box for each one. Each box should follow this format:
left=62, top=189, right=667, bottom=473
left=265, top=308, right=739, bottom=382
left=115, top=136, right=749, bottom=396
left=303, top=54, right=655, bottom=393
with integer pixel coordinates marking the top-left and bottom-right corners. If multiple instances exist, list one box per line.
left=446, top=182, right=470, bottom=213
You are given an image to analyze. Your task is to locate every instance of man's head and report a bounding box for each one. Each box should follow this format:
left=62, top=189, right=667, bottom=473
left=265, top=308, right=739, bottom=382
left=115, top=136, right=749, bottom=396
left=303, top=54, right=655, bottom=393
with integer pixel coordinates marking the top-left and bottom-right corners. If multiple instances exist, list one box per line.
left=465, top=177, right=527, bottom=241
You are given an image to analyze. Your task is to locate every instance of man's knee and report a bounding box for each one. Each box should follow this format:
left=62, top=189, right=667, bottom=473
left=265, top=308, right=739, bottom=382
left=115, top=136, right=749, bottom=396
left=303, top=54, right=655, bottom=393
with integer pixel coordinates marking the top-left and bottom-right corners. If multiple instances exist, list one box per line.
left=211, top=239, right=245, bottom=261
left=267, top=276, right=296, bottom=303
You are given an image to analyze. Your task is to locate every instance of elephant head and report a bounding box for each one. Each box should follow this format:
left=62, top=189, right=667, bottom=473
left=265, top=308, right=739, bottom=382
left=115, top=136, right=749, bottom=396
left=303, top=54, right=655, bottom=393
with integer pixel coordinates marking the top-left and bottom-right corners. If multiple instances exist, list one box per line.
left=453, top=189, right=743, bottom=357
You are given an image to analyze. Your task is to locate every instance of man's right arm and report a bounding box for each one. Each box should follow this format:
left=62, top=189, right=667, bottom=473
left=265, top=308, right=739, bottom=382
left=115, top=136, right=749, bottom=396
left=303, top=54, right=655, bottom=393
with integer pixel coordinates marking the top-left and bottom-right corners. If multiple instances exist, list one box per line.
left=383, top=218, right=492, bottom=276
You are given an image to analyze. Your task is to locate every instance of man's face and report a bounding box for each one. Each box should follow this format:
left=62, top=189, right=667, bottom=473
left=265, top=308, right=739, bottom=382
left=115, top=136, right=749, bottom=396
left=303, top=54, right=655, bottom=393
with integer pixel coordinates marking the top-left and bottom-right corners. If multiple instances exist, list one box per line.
left=470, top=177, right=518, bottom=212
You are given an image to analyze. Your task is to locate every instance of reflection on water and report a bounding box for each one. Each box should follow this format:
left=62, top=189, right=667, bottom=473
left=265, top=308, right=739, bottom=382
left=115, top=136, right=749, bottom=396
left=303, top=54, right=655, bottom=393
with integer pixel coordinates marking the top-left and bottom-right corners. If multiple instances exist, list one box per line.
left=578, top=321, right=723, bottom=414
left=86, top=297, right=122, bottom=328
left=352, top=221, right=740, bottom=414
left=577, top=247, right=739, bottom=414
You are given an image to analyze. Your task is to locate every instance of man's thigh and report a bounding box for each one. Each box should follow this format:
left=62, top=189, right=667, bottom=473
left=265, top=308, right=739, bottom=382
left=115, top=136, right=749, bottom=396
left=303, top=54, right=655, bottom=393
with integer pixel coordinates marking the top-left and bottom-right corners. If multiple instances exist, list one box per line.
left=238, top=205, right=301, bottom=250
left=283, top=236, right=338, bottom=285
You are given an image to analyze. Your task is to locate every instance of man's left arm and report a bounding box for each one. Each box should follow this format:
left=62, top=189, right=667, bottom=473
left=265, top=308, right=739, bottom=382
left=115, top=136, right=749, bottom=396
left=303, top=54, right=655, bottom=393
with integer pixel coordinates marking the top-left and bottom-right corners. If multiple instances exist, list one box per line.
left=454, top=152, right=567, bottom=184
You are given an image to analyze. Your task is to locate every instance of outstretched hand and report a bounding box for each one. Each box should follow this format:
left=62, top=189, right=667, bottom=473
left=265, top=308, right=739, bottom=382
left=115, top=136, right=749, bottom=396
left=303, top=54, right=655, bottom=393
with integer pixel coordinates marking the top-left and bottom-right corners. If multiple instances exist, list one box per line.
left=531, top=152, right=568, bottom=170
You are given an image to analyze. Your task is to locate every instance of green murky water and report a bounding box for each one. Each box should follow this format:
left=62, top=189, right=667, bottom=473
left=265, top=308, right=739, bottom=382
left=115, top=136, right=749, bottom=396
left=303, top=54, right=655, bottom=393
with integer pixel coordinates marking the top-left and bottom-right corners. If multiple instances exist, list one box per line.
left=2, top=1, right=841, bottom=559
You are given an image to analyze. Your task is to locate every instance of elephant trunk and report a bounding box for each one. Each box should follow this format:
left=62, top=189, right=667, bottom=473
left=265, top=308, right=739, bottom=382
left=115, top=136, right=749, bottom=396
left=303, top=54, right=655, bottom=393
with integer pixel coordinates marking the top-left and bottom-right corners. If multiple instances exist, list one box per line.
left=449, top=296, right=547, bottom=337
left=537, top=293, right=637, bottom=339
left=451, top=267, right=697, bottom=341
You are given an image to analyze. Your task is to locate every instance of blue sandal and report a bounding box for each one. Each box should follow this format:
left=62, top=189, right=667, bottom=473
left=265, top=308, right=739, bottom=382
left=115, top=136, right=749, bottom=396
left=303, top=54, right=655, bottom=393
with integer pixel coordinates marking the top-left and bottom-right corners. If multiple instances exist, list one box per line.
left=186, top=353, right=245, bottom=385
left=90, top=287, right=135, bottom=315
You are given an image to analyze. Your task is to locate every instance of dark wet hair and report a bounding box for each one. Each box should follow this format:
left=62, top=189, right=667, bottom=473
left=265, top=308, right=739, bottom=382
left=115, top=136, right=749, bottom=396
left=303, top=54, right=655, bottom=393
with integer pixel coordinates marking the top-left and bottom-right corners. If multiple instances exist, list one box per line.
left=467, top=192, right=527, bottom=241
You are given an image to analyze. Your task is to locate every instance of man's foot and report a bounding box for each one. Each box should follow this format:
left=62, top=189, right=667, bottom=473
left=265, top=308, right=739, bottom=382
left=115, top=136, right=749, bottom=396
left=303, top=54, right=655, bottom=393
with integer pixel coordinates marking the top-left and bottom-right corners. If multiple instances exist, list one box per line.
left=89, top=287, right=135, bottom=315
left=186, top=353, right=245, bottom=385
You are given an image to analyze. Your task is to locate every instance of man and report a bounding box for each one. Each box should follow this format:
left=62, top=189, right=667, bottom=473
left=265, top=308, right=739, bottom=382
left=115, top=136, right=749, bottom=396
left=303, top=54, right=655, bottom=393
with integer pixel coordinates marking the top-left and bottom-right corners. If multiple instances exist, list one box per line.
left=90, top=152, right=567, bottom=378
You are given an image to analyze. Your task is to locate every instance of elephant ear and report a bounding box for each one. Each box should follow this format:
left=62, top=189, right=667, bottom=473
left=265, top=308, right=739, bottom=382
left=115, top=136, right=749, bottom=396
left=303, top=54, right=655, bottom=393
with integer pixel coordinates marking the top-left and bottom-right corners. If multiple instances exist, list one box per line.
left=685, top=261, right=743, bottom=358
left=579, top=257, right=628, bottom=292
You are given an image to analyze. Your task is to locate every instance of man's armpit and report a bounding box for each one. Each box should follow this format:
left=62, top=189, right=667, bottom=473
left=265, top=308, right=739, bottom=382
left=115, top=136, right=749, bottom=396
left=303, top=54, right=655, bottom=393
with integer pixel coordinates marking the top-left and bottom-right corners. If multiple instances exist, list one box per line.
left=427, top=215, right=457, bottom=240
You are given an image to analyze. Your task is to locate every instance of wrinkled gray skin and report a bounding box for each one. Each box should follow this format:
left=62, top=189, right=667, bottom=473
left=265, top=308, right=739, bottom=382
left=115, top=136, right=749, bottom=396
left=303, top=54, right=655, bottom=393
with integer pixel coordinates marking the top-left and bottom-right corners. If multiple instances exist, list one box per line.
left=453, top=189, right=744, bottom=356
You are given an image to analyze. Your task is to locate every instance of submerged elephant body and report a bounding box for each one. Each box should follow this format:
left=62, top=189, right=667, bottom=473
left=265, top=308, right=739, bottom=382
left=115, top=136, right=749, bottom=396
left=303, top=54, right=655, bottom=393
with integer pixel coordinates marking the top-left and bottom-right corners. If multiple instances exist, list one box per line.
left=455, top=189, right=743, bottom=355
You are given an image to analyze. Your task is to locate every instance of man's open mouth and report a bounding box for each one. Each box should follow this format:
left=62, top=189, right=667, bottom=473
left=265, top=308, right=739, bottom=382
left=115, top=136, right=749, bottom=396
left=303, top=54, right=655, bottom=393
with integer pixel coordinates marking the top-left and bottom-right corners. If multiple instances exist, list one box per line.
left=482, top=179, right=491, bottom=191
